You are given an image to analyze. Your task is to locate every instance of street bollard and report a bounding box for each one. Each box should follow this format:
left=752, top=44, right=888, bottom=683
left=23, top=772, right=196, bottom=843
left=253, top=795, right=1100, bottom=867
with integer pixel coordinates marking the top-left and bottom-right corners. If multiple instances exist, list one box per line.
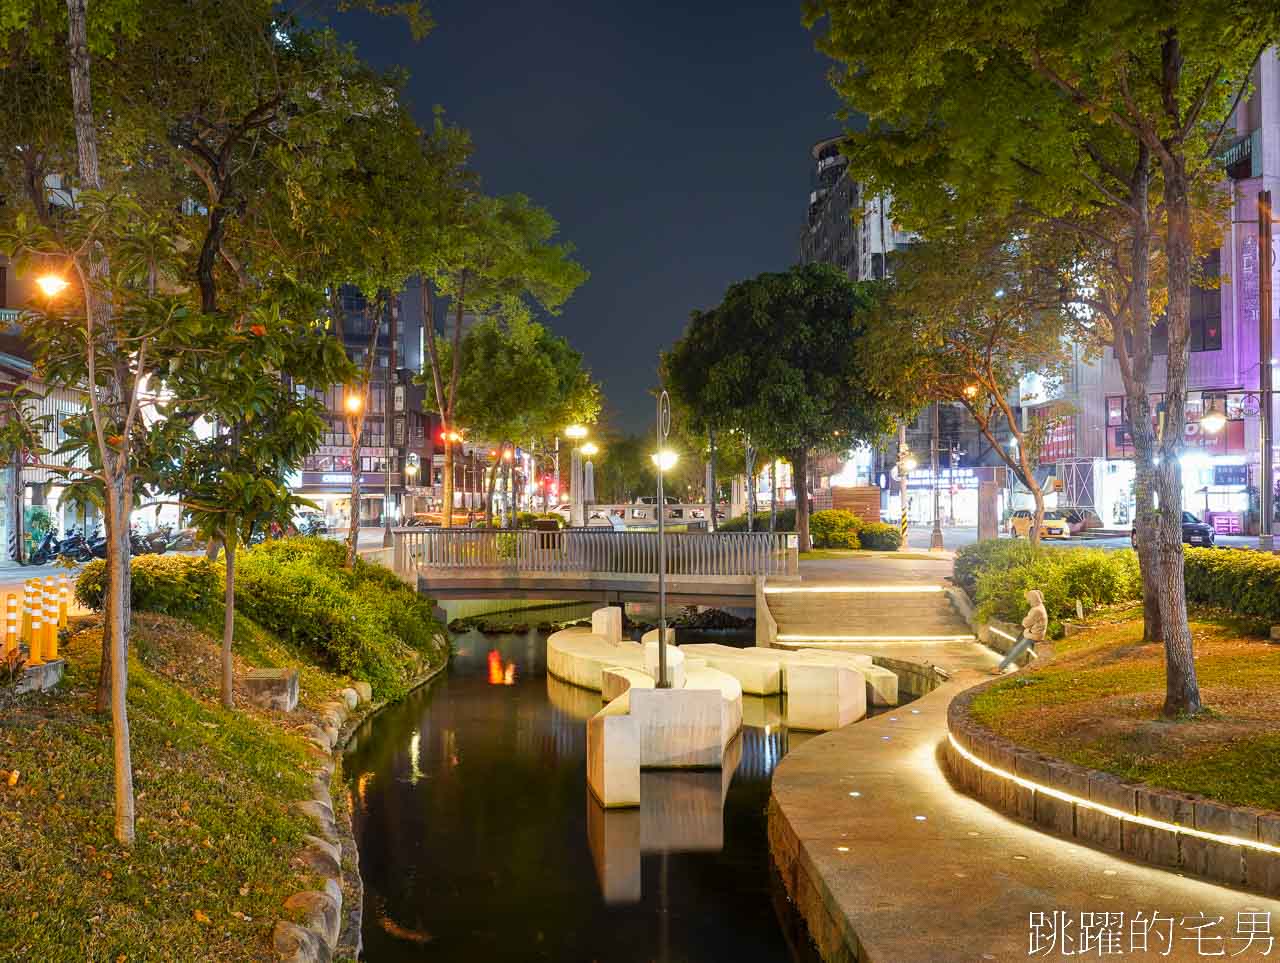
left=26, top=581, right=44, bottom=667
left=57, top=574, right=70, bottom=628
left=43, top=577, right=59, bottom=661
left=2, top=593, right=17, bottom=659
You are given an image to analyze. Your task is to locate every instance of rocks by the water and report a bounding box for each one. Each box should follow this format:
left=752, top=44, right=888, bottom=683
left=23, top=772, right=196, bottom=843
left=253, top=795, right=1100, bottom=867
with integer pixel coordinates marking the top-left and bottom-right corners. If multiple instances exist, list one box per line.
left=338, top=688, right=358, bottom=711
left=272, top=920, right=332, bottom=963
left=352, top=681, right=373, bottom=704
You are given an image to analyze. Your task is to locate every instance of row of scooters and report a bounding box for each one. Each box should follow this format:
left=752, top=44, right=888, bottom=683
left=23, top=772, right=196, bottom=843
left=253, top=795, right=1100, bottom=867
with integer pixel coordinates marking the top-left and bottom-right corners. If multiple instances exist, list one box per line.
left=25, top=523, right=200, bottom=566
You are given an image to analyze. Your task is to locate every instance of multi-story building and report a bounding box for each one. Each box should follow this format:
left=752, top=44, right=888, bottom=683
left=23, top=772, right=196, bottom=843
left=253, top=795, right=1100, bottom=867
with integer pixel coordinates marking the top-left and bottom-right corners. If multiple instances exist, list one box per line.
left=799, top=137, right=1010, bottom=525
left=1035, top=49, right=1280, bottom=535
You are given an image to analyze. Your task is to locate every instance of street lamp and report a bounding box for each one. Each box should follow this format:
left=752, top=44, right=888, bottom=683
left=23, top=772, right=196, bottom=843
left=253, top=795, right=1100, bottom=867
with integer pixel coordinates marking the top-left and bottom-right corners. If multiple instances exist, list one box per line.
left=564, top=424, right=588, bottom=441
left=1200, top=406, right=1227, bottom=435
left=344, top=393, right=363, bottom=415
left=581, top=441, right=599, bottom=457
left=36, top=274, right=70, bottom=299
left=564, top=425, right=592, bottom=526
left=655, top=391, right=674, bottom=688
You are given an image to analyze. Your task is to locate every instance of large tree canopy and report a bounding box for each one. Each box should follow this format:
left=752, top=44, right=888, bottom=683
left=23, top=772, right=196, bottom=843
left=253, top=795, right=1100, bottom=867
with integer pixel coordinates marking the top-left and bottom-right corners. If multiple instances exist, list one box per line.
left=663, top=263, right=898, bottom=550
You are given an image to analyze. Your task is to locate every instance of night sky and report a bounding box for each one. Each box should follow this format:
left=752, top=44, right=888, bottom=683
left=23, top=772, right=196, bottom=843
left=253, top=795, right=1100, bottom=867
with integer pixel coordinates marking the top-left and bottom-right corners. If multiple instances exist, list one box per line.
left=332, top=1, right=843, bottom=434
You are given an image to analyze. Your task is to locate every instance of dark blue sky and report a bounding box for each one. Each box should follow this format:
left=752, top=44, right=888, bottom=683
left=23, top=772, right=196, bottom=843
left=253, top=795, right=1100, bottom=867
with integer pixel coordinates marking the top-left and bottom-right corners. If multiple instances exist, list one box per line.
left=334, top=1, right=842, bottom=433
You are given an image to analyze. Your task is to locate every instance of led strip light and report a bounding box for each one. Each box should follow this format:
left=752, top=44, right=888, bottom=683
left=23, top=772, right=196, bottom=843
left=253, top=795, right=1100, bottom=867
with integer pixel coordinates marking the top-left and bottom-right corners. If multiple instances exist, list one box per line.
left=764, top=584, right=946, bottom=594
left=778, top=634, right=976, bottom=643
left=988, top=626, right=1019, bottom=644
left=947, top=732, right=1280, bottom=855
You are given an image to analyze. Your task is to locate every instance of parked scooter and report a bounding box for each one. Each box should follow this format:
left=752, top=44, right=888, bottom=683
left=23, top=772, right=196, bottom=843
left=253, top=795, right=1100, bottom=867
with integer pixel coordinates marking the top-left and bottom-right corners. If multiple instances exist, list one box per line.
left=56, top=527, right=95, bottom=563
left=27, top=528, right=60, bottom=565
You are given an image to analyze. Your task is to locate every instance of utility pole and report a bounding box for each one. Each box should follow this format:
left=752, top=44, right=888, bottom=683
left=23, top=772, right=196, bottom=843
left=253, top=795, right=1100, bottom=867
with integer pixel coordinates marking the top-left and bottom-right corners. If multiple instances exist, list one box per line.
left=1261, top=190, right=1274, bottom=552
left=930, top=401, right=944, bottom=550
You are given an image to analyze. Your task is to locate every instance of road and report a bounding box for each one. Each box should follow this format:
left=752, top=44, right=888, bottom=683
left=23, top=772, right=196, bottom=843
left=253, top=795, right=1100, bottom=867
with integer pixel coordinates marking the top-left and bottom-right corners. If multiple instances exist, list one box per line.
left=900, top=524, right=1262, bottom=552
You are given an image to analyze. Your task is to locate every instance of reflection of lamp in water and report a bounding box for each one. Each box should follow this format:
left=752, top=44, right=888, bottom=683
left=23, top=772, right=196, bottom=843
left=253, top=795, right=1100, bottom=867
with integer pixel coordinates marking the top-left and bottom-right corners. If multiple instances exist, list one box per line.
left=408, top=731, right=422, bottom=785
left=487, top=649, right=504, bottom=685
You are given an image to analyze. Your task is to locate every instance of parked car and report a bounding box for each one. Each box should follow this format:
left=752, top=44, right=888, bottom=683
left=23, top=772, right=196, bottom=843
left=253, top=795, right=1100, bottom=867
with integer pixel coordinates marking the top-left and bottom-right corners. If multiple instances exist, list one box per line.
left=1130, top=511, right=1215, bottom=548
left=634, top=496, right=679, bottom=506
left=1009, top=509, right=1071, bottom=539
left=1059, top=506, right=1102, bottom=535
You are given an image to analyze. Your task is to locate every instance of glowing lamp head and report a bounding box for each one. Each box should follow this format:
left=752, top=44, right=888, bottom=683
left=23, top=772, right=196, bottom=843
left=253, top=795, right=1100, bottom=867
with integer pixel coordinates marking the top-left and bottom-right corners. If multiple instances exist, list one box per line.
left=405, top=462, right=419, bottom=476
left=502, top=448, right=514, bottom=461
left=580, top=442, right=599, bottom=457
left=1200, top=409, right=1226, bottom=434
left=564, top=424, right=588, bottom=440
left=963, top=384, right=979, bottom=399
left=651, top=449, right=678, bottom=472
left=901, top=453, right=918, bottom=473
left=36, top=275, right=70, bottom=299
left=344, top=393, right=363, bottom=414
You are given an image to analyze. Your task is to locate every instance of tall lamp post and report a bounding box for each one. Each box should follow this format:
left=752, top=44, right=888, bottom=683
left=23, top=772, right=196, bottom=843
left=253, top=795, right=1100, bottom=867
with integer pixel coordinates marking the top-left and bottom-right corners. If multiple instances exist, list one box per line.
left=652, top=390, right=676, bottom=689
left=565, top=423, right=588, bottom=527
left=896, top=422, right=916, bottom=552
left=1260, top=189, right=1274, bottom=552
left=930, top=401, right=945, bottom=551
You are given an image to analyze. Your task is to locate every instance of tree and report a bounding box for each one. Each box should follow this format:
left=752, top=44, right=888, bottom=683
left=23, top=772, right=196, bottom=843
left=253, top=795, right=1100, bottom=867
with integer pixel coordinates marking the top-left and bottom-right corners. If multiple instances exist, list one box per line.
left=419, top=192, right=589, bottom=525
left=163, top=306, right=352, bottom=708
left=432, top=316, right=600, bottom=525
left=663, top=263, right=898, bottom=550
left=804, top=0, right=1277, bottom=715
left=869, top=219, right=1085, bottom=547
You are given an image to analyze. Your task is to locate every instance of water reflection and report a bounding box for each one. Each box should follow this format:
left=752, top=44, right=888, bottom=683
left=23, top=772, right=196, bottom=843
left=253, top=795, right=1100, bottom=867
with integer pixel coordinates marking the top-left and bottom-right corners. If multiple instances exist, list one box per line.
left=345, top=605, right=821, bottom=962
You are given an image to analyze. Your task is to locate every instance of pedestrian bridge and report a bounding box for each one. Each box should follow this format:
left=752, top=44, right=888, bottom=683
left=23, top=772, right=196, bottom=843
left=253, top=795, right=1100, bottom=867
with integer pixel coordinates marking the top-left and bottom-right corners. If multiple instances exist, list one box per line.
left=390, top=528, right=799, bottom=605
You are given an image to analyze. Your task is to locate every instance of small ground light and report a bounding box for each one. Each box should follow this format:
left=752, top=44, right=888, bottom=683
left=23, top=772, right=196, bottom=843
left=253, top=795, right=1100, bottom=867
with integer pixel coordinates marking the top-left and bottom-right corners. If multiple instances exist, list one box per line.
left=881, top=735, right=890, bottom=741
left=848, top=791, right=861, bottom=797
left=1012, top=854, right=1029, bottom=861
left=910, top=709, right=920, bottom=714
left=836, top=846, right=850, bottom=852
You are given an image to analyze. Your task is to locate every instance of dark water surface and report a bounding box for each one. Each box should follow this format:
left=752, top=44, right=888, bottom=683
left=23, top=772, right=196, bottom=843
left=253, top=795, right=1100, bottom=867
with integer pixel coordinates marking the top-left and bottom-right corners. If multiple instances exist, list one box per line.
left=346, top=603, right=823, bottom=962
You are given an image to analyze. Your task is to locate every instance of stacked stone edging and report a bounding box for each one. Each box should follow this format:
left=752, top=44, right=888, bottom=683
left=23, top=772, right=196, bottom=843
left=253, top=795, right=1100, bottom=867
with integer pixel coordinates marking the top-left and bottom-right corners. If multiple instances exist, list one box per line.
left=274, top=654, right=450, bottom=962
left=945, top=679, right=1280, bottom=896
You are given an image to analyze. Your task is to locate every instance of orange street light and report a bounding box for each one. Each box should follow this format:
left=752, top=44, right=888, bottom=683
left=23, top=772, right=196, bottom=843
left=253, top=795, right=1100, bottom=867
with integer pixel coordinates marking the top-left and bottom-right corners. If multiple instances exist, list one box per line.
left=344, top=393, right=363, bottom=415
left=963, top=384, right=979, bottom=399
left=36, top=275, right=70, bottom=299
left=564, top=424, right=588, bottom=440
left=581, top=442, right=599, bottom=457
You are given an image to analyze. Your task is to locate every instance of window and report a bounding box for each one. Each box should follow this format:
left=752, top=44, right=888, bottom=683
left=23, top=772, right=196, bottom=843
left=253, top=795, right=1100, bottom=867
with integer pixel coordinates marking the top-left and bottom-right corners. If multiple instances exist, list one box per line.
left=1126, top=252, right=1222, bottom=356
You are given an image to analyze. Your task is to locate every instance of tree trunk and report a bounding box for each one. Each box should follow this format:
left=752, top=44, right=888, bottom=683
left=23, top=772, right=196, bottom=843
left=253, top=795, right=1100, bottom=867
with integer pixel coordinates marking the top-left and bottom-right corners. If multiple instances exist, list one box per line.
left=1133, top=451, right=1164, bottom=644
left=1027, top=479, right=1044, bottom=551
left=769, top=461, right=777, bottom=533
left=441, top=437, right=454, bottom=528
left=65, top=0, right=101, bottom=191
left=706, top=428, right=717, bottom=532
left=96, top=580, right=111, bottom=713
left=792, top=448, right=811, bottom=552
left=197, top=197, right=228, bottom=314
left=485, top=451, right=500, bottom=527
left=221, top=520, right=235, bottom=710
left=1153, top=154, right=1202, bottom=717
left=104, top=480, right=135, bottom=846
left=346, top=412, right=363, bottom=567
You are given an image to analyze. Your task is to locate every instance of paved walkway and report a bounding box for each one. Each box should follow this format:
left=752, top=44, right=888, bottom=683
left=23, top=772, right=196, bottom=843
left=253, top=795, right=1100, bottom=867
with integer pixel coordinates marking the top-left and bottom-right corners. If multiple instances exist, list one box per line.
left=771, top=655, right=1280, bottom=961
left=797, top=552, right=955, bottom=588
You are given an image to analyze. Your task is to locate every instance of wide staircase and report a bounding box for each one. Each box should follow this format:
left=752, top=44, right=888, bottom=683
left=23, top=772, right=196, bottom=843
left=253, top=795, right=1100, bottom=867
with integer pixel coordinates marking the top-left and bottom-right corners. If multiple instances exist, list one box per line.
left=764, top=585, right=975, bottom=644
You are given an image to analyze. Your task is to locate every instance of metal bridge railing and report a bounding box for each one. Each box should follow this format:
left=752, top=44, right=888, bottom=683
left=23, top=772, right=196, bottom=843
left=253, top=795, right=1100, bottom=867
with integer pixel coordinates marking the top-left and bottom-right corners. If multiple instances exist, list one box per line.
left=393, top=528, right=797, bottom=579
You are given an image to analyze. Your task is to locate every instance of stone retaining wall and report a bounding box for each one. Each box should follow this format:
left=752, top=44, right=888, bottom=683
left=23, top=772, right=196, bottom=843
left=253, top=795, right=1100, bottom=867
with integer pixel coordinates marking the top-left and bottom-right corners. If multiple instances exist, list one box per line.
left=945, top=680, right=1280, bottom=896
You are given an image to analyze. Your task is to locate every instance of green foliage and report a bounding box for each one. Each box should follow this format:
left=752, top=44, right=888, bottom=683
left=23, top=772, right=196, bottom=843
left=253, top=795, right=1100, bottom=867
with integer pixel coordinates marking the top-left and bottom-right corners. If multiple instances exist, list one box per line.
left=234, top=538, right=446, bottom=699
left=718, top=508, right=796, bottom=533
left=76, top=555, right=222, bottom=618
left=808, top=509, right=862, bottom=549
left=1183, top=548, right=1280, bottom=625
left=963, top=540, right=1141, bottom=634
left=857, top=522, right=902, bottom=552
left=953, top=539, right=1037, bottom=599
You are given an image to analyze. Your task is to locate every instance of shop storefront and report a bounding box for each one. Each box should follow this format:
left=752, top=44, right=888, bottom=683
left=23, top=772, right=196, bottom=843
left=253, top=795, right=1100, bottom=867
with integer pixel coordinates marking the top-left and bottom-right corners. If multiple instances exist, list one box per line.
left=296, top=470, right=389, bottom=529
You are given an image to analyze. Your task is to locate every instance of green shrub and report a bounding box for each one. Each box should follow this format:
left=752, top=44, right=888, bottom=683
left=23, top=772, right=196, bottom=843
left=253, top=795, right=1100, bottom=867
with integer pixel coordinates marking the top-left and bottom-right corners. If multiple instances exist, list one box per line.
left=235, top=538, right=447, bottom=699
left=953, top=539, right=1037, bottom=600
left=808, top=509, right=862, bottom=549
left=973, top=545, right=1141, bottom=636
left=858, top=522, right=902, bottom=551
left=76, top=554, right=222, bottom=617
left=718, top=508, right=796, bottom=532
left=1184, top=548, right=1280, bottom=623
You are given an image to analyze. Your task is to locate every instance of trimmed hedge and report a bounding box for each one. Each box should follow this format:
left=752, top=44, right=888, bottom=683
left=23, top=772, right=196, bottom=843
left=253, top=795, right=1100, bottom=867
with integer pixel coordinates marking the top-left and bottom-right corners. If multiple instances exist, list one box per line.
left=76, top=555, right=221, bottom=618
left=235, top=538, right=447, bottom=698
left=858, top=522, right=903, bottom=552
left=809, top=509, right=862, bottom=549
left=1184, top=547, right=1280, bottom=624
left=957, top=538, right=1280, bottom=636
left=718, top=508, right=796, bottom=532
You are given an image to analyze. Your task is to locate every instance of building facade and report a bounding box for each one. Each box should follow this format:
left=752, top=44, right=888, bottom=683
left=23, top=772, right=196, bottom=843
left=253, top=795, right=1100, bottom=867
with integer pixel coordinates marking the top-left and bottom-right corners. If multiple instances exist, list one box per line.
left=1036, top=49, right=1280, bottom=535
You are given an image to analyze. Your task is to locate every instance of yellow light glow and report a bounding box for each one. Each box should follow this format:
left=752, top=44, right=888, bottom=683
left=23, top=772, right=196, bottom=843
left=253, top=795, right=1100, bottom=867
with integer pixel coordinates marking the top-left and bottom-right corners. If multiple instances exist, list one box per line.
left=902, top=456, right=918, bottom=473
left=963, top=384, right=979, bottom=399
left=564, top=424, right=588, bottom=440
left=1200, top=410, right=1227, bottom=434
left=581, top=442, right=599, bottom=457
left=777, top=634, right=976, bottom=643
left=651, top=449, right=678, bottom=471
left=36, top=275, right=70, bottom=298
left=947, top=733, right=1280, bottom=855
left=502, top=448, right=514, bottom=461
left=765, top=584, right=945, bottom=594
left=344, top=393, right=363, bottom=414
left=405, top=463, right=419, bottom=476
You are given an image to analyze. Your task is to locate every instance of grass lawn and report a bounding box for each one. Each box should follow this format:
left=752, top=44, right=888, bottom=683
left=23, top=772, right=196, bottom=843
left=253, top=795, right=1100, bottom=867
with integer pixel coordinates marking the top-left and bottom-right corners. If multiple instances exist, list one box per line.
left=0, top=612, right=356, bottom=962
left=969, top=605, right=1280, bottom=810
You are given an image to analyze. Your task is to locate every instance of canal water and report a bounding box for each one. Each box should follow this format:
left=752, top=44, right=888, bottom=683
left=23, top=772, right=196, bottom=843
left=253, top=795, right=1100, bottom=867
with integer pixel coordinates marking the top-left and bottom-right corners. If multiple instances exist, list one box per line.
left=345, top=602, right=825, bottom=962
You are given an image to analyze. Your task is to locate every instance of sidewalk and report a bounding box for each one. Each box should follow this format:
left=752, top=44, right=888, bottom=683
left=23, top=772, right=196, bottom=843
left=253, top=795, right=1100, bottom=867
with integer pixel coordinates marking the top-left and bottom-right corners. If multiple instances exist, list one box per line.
left=770, top=659, right=1280, bottom=961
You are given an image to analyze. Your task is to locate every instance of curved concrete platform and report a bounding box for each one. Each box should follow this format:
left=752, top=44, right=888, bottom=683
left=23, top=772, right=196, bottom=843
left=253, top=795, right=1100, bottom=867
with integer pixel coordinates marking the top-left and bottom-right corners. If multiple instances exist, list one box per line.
left=769, top=656, right=1280, bottom=962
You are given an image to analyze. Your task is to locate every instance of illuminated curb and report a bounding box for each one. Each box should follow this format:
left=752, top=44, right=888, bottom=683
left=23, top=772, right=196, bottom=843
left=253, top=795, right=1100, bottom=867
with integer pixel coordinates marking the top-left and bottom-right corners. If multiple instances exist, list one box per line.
left=988, top=626, right=1018, bottom=644
left=779, top=634, right=976, bottom=644
left=947, top=732, right=1280, bottom=856
left=764, top=584, right=946, bottom=594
